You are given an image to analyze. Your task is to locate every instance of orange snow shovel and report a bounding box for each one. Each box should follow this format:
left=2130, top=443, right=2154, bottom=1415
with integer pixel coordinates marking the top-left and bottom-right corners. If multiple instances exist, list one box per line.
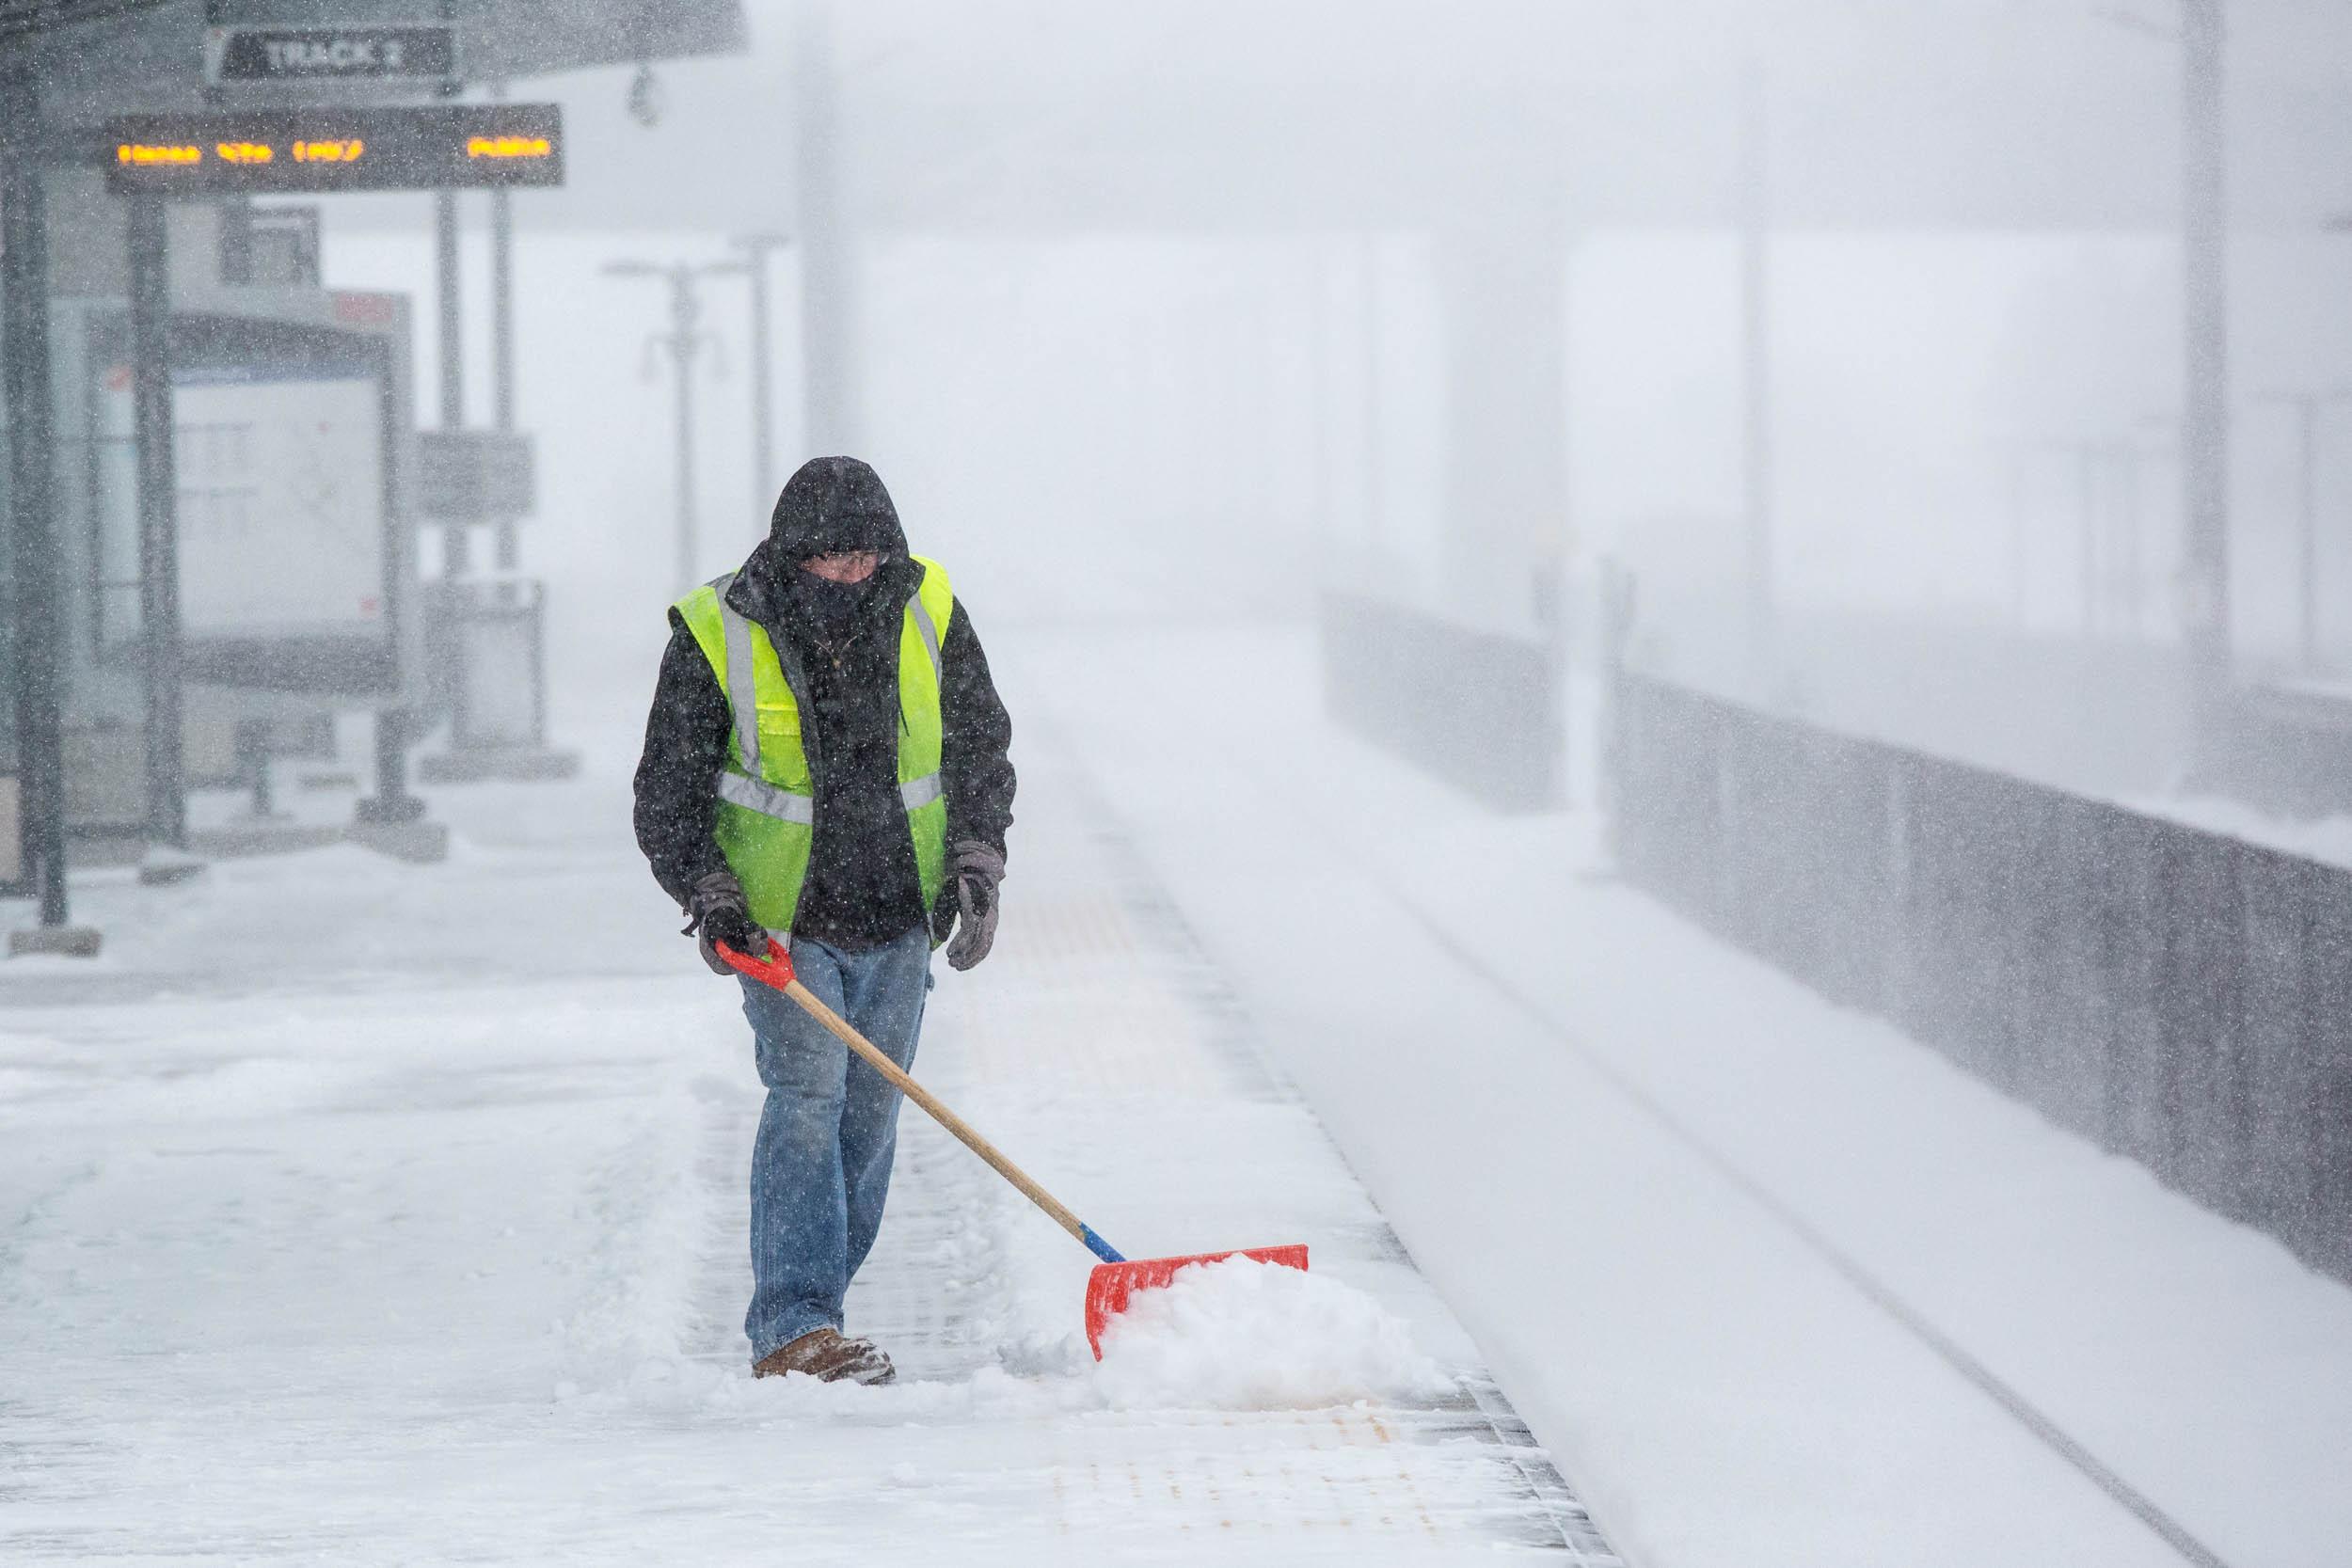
left=718, top=940, right=1309, bottom=1356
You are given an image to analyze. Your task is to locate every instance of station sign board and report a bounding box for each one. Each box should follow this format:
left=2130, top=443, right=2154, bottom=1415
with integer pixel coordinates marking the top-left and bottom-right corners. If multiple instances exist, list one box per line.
left=105, top=104, right=563, bottom=196
left=87, top=310, right=406, bottom=698
left=205, top=25, right=458, bottom=85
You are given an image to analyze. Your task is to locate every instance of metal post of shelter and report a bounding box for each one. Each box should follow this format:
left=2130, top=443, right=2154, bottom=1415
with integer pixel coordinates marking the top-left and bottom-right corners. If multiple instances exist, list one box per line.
left=490, top=185, right=517, bottom=570
left=434, top=0, right=468, bottom=577
left=434, top=187, right=467, bottom=576
left=357, top=708, right=424, bottom=825
left=1, top=55, right=95, bottom=950
left=490, top=78, right=519, bottom=575
left=128, top=193, right=185, bottom=850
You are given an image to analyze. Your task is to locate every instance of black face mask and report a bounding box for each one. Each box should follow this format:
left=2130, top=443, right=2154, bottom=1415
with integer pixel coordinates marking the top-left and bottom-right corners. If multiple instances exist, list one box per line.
left=795, top=567, right=870, bottom=638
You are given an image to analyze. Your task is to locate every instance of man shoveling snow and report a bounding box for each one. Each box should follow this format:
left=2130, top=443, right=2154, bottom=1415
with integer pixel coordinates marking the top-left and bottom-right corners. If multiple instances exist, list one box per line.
left=633, top=455, right=1016, bottom=1385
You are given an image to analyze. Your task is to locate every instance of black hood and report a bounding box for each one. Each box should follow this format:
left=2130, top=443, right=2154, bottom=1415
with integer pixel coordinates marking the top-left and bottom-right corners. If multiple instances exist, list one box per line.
left=729, top=455, right=919, bottom=634
left=763, top=455, right=908, bottom=562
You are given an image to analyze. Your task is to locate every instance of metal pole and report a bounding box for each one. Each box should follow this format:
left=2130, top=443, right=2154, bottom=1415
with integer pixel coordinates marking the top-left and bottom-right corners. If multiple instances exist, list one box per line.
left=1, top=59, right=68, bottom=927
left=1740, top=55, right=1775, bottom=673
left=2181, top=0, right=2231, bottom=760
left=794, top=0, right=857, bottom=452
left=734, top=234, right=787, bottom=518
left=128, top=194, right=185, bottom=850
left=1361, top=235, right=1384, bottom=554
left=2120, top=440, right=2144, bottom=638
left=435, top=186, right=468, bottom=578
left=2009, top=449, right=2028, bottom=626
left=673, top=269, right=699, bottom=590
left=2296, top=397, right=2318, bottom=670
left=363, top=0, right=448, bottom=829
left=435, top=0, right=467, bottom=576
left=1311, top=244, right=1333, bottom=548
left=2089, top=441, right=2107, bottom=639
left=748, top=245, right=771, bottom=513
left=358, top=707, right=423, bottom=824
left=490, top=182, right=517, bottom=571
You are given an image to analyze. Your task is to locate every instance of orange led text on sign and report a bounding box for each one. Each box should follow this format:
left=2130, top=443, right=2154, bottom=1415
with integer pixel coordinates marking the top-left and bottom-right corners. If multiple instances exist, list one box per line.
left=117, top=143, right=201, bottom=166
left=215, top=141, right=274, bottom=165
left=465, top=135, right=550, bottom=160
left=293, top=139, right=364, bottom=163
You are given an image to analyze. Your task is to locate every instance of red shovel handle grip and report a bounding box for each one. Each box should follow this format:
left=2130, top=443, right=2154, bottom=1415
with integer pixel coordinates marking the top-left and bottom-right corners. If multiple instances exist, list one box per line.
left=715, top=939, right=796, bottom=990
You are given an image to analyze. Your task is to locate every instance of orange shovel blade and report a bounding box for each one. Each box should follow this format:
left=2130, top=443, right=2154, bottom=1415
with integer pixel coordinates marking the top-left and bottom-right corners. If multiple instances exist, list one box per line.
left=1084, top=1243, right=1310, bottom=1359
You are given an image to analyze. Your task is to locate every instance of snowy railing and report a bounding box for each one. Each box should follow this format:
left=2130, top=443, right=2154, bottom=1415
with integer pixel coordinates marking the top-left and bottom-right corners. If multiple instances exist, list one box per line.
left=1608, top=670, right=2352, bottom=1287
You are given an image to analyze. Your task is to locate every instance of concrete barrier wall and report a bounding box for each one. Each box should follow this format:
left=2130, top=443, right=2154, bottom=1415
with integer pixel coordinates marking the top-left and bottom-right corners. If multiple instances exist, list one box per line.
left=1610, top=668, right=2352, bottom=1287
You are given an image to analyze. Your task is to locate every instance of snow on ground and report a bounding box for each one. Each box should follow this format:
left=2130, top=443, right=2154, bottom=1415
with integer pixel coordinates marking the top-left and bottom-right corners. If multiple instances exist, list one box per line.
left=1020, top=623, right=2352, bottom=1568
left=0, top=726, right=1613, bottom=1564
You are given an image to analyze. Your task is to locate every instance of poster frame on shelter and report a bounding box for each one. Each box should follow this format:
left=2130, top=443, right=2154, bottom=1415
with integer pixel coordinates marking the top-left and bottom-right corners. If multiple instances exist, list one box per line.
left=81, top=309, right=404, bottom=701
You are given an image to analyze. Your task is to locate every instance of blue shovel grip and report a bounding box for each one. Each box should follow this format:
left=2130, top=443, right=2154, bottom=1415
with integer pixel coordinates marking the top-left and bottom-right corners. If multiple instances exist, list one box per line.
left=1078, top=1224, right=1126, bottom=1264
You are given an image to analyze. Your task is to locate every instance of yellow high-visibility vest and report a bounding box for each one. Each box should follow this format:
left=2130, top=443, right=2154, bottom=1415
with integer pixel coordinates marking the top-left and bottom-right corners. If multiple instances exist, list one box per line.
left=670, top=559, right=952, bottom=938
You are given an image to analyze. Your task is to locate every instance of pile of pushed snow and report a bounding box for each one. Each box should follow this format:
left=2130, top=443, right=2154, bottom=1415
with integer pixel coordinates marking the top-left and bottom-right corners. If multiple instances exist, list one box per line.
left=1091, top=1256, right=1453, bottom=1411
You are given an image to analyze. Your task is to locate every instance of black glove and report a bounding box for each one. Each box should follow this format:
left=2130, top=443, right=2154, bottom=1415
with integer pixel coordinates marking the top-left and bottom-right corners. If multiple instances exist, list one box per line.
left=686, top=868, right=768, bottom=975
left=941, top=840, right=1005, bottom=973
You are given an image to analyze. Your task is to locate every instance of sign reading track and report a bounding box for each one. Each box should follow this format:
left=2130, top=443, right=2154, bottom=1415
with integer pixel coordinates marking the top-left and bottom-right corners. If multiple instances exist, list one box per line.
left=205, top=25, right=459, bottom=85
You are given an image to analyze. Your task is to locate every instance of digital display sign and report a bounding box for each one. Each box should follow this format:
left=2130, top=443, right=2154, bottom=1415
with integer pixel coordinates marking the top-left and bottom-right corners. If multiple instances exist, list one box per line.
left=104, top=104, right=564, bottom=196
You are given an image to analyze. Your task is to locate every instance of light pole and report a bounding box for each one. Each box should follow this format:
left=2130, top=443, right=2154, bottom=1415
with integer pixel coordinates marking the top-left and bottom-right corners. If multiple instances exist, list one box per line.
left=729, top=232, right=791, bottom=521
left=489, top=82, right=520, bottom=574
left=2257, top=388, right=2352, bottom=673
left=604, top=258, right=746, bottom=591
left=1740, top=54, right=1774, bottom=675
left=2086, top=0, right=2233, bottom=763
left=432, top=0, right=467, bottom=578
left=128, top=193, right=184, bottom=850
left=2180, top=0, right=2231, bottom=763
left=2031, top=438, right=2106, bottom=638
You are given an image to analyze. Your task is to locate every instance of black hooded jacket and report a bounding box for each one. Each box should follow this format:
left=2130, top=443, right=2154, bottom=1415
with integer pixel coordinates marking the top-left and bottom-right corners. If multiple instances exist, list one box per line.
left=632, top=457, right=1015, bottom=950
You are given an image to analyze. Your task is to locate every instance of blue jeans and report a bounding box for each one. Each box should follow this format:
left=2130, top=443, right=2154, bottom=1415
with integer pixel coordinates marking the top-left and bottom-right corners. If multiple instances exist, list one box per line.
left=740, top=925, right=933, bottom=1360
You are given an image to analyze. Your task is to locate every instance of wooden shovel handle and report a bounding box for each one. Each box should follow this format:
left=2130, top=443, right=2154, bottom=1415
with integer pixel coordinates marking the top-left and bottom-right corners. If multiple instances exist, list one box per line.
left=776, top=975, right=1097, bottom=1250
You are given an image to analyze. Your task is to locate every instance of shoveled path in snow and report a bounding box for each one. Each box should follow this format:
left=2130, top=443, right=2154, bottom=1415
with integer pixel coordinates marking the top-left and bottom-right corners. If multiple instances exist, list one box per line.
left=0, top=731, right=1616, bottom=1563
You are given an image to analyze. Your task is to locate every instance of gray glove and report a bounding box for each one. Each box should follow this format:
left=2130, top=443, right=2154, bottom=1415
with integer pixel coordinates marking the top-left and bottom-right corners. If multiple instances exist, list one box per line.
left=686, top=868, right=769, bottom=975
left=941, top=840, right=1005, bottom=972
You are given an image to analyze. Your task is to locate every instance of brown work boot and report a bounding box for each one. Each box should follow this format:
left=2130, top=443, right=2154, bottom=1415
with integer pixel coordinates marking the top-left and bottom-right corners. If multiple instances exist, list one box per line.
left=752, top=1327, right=896, bottom=1386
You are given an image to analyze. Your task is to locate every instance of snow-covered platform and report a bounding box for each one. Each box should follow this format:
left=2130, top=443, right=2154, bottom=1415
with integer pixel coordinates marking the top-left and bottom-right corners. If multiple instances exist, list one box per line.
left=0, top=728, right=1617, bottom=1562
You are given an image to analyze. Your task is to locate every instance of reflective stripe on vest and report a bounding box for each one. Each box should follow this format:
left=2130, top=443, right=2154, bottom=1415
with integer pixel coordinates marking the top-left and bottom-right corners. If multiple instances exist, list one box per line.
left=908, top=588, right=944, bottom=684
left=718, top=574, right=764, bottom=776
left=715, top=768, right=815, bottom=823
left=715, top=759, right=936, bottom=821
